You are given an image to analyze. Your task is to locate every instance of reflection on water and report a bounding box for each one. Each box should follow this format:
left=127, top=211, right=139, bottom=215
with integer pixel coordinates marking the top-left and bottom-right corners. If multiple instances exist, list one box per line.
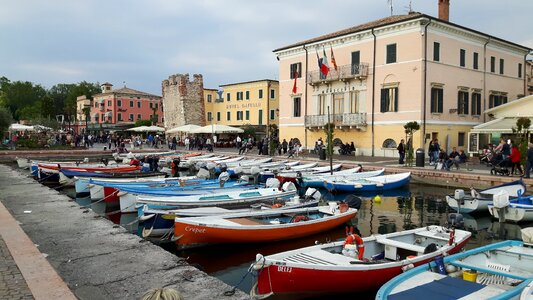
left=63, top=183, right=533, bottom=298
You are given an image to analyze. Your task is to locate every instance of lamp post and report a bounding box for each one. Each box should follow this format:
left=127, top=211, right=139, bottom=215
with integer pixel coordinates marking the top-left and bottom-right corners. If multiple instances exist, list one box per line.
left=82, top=104, right=91, bottom=134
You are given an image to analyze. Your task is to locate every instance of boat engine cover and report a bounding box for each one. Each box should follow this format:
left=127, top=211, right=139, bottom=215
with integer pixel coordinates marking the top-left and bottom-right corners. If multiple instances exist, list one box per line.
left=265, top=178, right=281, bottom=189
left=493, top=190, right=510, bottom=208
left=282, top=181, right=297, bottom=192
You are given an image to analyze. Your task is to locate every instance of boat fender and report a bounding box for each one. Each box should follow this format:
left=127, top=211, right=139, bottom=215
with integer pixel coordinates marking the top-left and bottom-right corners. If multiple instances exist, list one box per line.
left=344, top=234, right=364, bottom=260
left=271, top=203, right=283, bottom=209
left=448, top=228, right=455, bottom=246
left=291, top=215, right=309, bottom=223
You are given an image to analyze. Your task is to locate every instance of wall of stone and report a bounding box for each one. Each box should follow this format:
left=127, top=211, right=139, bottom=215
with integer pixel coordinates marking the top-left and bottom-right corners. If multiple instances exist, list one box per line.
left=162, top=73, right=206, bottom=129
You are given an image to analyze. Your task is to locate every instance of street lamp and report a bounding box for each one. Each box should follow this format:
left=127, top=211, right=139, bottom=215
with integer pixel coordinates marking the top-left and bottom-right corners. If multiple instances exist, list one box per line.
left=82, top=104, right=91, bottom=134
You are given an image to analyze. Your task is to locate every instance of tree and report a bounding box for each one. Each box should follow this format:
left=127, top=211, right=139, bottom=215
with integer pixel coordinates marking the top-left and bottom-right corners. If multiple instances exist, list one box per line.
left=268, top=124, right=279, bottom=155
left=135, top=120, right=152, bottom=127
left=513, top=117, right=531, bottom=164
left=241, top=124, right=256, bottom=139
left=63, top=81, right=101, bottom=122
left=0, top=107, right=13, bottom=136
left=403, top=121, right=420, bottom=166
left=323, top=122, right=335, bottom=158
left=0, top=80, right=46, bottom=120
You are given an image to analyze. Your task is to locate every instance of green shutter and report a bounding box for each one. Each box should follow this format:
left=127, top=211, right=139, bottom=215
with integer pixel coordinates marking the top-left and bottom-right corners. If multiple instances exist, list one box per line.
left=380, top=89, right=387, bottom=112
left=438, top=89, right=443, bottom=113
left=394, top=87, right=399, bottom=112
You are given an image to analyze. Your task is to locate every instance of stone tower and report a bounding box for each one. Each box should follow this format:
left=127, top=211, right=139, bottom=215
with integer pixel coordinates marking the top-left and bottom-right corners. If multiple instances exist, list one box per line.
left=162, top=74, right=206, bottom=129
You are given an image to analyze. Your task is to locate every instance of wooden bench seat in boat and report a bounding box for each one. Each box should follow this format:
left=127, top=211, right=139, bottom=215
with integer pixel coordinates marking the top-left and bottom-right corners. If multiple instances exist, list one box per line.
left=226, top=218, right=264, bottom=226
left=414, top=230, right=450, bottom=242
left=376, top=237, right=426, bottom=260
left=282, top=250, right=356, bottom=266
left=448, top=260, right=529, bottom=281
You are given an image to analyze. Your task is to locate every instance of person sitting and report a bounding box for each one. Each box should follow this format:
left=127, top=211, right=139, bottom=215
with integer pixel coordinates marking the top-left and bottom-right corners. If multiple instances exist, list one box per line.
left=436, top=149, right=449, bottom=170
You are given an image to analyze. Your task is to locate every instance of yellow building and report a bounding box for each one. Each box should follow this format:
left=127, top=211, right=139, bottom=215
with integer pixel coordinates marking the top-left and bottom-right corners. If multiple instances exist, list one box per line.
left=204, top=79, right=279, bottom=135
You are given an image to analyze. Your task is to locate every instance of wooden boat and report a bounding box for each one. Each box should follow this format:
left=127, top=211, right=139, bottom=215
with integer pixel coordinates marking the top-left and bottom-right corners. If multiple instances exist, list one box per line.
left=177, top=154, right=215, bottom=168
left=238, top=161, right=300, bottom=175
left=488, top=196, right=533, bottom=222
left=323, top=172, right=411, bottom=193
left=121, top=187, right=297, bottom=213
left=139, top=192, right=322, bottom=239
left=74, top=173, right=173, bottom=194
left=260, top=162, right=319, bottom=182
left=376, top=240, right=533, bottom=300
left=300, top=168, right=382, bottom=188
left=521, top=280, right=533, bottom=300
left=58, top=169, right=165, bottom=187
left=173, top=202, right=357, bottom=249
left=250, top=225, right=471, bottom=299
left=446, top=179, right=527, bottom=214
left=37, top=163, right=139, bottom=183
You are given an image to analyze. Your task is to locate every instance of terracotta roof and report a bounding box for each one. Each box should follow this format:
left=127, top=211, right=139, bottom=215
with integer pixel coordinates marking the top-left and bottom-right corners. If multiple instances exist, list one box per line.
left=94, top=86, right=161, bottom=98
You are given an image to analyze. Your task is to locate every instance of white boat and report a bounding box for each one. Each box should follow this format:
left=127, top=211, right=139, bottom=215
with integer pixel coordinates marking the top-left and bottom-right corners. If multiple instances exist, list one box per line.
left=324, top=172, right=411, bottom=193
left=301, top=168, right=383, bottom=188
left=446, top=179, right=527, bottom=214
left=488, top=195, right=533, bottom=223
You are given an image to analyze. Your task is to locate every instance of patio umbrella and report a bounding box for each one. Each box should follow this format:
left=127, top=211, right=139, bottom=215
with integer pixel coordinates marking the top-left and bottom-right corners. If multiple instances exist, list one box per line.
left=145, top=125, right=165, bottom=132
left=127, top=126, right=150, bottom=132
left=190, top=124, right=244, bottom=134
left=166, top=124, right=201, bottom=134
left=9, top=124, right=34, bottom=131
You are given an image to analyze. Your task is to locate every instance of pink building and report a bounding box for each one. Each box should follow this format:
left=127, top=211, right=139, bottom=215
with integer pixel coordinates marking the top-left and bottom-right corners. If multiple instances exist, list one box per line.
left=275, top=0, right=531, bottom=156
left=88, top=83, right=163, bottom=131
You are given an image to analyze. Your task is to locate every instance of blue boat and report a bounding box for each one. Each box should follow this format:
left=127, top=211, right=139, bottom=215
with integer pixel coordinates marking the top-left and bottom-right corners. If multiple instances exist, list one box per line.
left=488, top=196, right=533, bottom=223
left=324, top=172, right=411, bottom=193
left=376, top=240, right=533, bottom=300
left=301, top=168, right=383, bottom=188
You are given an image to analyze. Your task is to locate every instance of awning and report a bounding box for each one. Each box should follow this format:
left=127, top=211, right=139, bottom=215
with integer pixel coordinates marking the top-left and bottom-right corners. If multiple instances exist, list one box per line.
left=470, top=117, right=533, bottom=134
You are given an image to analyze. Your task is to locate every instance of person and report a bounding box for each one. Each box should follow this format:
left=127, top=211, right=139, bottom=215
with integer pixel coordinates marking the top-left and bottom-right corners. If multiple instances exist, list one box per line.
left=437, top=149, right=449, bottom=170
left=501, top=139, right=511, bottom=160
left=11, top=133, right=18, bottom=150
left=140, top=287, right=183, bottom=300
left=510, top=143, right=523, bottom=176
left=171, top=136, right=177, bottom=150
left=236, top=135, right=242, bottom=149
left=397, top=139, right=405, bottom=164
left=350, top=142, right=356, bottom=154
left=257, top=139, right=263, bottom=155
left=238, top=143, right=247, bottom=155
left=525, top=142, right=533, bottom=178
left=432, top=139, right=441, bottom=165
left=282, top=139, right=288, bottom=154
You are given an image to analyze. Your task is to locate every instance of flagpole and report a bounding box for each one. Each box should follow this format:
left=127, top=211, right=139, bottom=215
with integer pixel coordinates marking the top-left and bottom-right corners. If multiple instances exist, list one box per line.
left=328, top=106, right=333, bottom=175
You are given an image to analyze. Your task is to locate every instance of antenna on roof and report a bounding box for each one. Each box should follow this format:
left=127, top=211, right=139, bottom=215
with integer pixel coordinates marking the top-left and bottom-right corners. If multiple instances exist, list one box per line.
left=123, top=81, right=126, bottom=88
left=387, top=0, right=394, bottom=16
left=405, top=0, right=413, bottom=13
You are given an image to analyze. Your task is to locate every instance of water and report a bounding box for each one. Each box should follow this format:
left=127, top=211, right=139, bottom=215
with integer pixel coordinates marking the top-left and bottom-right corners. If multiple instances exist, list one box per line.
left=66, top=183, right=533, bottom=299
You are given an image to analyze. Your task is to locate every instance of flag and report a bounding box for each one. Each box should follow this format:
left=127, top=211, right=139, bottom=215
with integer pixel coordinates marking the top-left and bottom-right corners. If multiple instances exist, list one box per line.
left=330, top=46, right=338, bottom=71
left=317, top=49, right=329, bottom=76
left=292, top=70, right=298, bottom=94
left=322, top=47, right=330, bottom=74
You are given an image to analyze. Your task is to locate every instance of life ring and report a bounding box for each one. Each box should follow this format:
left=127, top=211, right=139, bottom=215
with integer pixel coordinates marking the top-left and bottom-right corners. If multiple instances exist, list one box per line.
left=344, top=234, right=365, bottom=260
left=291, top=215, right=309, bottom=223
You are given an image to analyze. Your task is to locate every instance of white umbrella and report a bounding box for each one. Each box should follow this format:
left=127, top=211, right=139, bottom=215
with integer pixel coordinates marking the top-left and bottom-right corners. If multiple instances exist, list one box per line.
left=146, top=125, right=165, bottom=132
left=33, top=125, right=52, bottom=132
left=9, top=124, right=34, bottom=131
left=166, top=124, right=201, bottom=134
left=191, top=124, right=244, bottom=134
left=127, top=126, right=150, bottom=132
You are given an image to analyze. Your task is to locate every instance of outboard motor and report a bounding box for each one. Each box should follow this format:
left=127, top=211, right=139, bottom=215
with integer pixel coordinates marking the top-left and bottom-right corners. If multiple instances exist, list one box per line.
left=447, top=213, right=464, bottom=229
left=218, top=171, right=230, bottom=187
left=281, top=181, right=297, bottom=192
left=265, top=178, right=281, bottom=189
left=250, top=166, right=261, bottom=185
left=101, top=157, right=109, bottom=166
left=197, top=167, right=210, bottom=179
left=239, top=175, right=250, bottom=184
left=219, top=163, right=228, bottom=173
left=206, top=162, right=216, bottom=179
left=344, top=195, right=362, bottom=210
left=232, top=166, right=243, bottom=177
left=304, top=188, right=321, bottom=202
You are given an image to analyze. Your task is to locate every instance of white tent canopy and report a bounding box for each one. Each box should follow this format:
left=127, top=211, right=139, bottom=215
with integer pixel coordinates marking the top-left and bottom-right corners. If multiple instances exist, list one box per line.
left=166, top=124, right=200, bottom=134
left=190, top=124, right=244, bottom=134
left=128, top=125, right=165, bottom=132
left=9, top=124, right=34, bottom=131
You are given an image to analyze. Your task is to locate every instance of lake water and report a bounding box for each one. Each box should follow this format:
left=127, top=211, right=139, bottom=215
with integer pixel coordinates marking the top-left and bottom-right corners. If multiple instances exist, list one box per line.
left=68, top=183, right=533, bottom=299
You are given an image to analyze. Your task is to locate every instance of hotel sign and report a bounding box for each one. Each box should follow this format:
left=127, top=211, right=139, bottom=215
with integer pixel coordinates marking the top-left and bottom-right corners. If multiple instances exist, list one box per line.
left=226, top=103, right=262, bottom=109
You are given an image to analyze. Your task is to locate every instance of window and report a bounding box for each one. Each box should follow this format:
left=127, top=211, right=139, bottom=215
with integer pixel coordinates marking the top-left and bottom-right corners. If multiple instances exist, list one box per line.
left=499, top=59, right=504, bottom=75
left=258, top=109, right=263, bottom=125
left=430, top=87, right=443, bottom=113
left=117, top=100, right=121, bottom=107
left=137, top=114, right=141, bottom=120
left=473, top=52, right=479, bottom=70
left=457, top=90, right=469, bottom=115
left=519, top=63, right=523, bottom=78
left=293, top=97, right=301, bottom=117
left=386, top=44, right=397, bottom=64
left=217, top=112, right=221, bottom=121
left=458, top=132, right=465, bottom=147
left=380, top=87, right=398, bottom=112
left=237, top=111, right=243, bottom=121
left=155, top=103, right=158, bottom=109
left=270, top=109, right=275, bottom=120
left=207, top=94, right=212, bottom=102
left=349, top=91, right=359, bottom=113
left=226, top=93, right=231, bottom=101
left=489, top=93, right=508, bottom=108
left=237, top=92, right=243, bottom=100
left=95, top=114, right=99, bottom=122
left=471, top=92, right=482, bottom=116
left=207, top=112, right=212, bottom=121
left=245, top=110, right=250, bottom=120
left=129, top=114, right=134, bottom=121
left=290, top=63, right=302, bottom=79
left=351, top=51, right=361, bottom=74
left=245, top=91, right=249, bottom=100
left=333, top=93, right=343, bottom=114
left=108, top=100, right=111, bottom=106
left=94, top=102, right=98, bottom=108
left=226, top=111, right=231, bottom=121
left=149, top=103, right=153, bottom=108
left=129, top=100, right=134, bottom=107
left=258, top=89, right=263, bottom=99
left=137, top=101, right=141, bottom=108
left=433, top=42, right=440, bottom=62
left=459, top=49, right=466, bottom=67
left=118, top=113, right=122, bottom=121
left=318, top=94, right=326, bottom=115
left=270, top=89, right=275, bottom=99
left=491, top=56, right=496, bottom=73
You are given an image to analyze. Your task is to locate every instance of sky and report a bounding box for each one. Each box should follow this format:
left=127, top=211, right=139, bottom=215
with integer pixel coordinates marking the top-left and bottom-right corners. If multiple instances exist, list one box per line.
left=1, top=0, right=532, bottom=95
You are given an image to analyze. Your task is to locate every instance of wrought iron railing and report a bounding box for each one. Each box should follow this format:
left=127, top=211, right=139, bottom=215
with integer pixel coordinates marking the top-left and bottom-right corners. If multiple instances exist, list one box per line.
left=307, top=63, right=369, bottom=85
left=305, top=112, right=367, bottom=127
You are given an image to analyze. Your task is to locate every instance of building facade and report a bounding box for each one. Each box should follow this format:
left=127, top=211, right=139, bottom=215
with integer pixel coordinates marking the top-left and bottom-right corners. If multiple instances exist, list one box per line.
left=203, top=79, right=279, bottom=135
left=275, top=1, right=530, bottom=156
left=87, top=83, right=163, bottom=131
left=162, top=74, right=205, bottom=130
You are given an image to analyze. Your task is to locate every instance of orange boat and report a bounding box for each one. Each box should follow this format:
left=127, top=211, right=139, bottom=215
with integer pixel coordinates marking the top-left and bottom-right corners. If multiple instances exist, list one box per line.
left=173, top=203, right=357, bottom=249
left=38, top=163, right=140, bottom=173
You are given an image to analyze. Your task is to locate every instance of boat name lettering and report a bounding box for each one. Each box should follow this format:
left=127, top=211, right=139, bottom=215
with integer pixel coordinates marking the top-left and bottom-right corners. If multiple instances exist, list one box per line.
left=277, top=266, right=292, bottom=273
left=185, top=226, right=206, bottom=234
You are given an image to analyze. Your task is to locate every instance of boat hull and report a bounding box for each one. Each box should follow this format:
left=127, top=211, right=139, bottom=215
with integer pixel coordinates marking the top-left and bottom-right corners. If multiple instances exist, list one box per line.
left=445, top=196, right=489, bottom=214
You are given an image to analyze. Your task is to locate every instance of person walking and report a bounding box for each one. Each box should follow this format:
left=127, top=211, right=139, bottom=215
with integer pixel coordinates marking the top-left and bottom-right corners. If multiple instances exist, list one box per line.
left=510, top=143, right=523, bottom=176
left=525, top=142, right=533, bottom=178
left=397, top=139, right=405, bottom=164
left=282, top=139, right=288, bottom=154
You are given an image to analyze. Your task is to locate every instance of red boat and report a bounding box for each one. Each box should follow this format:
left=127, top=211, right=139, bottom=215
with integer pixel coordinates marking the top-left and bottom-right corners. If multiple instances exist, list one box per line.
left=38, top=163, right=140, bottom=173
left=250, top=225, right=471, bottom=299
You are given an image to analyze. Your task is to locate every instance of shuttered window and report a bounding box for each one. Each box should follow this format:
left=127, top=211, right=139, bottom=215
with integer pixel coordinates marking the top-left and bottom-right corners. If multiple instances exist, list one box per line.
left=386, top=44, right=397, bottom=64
left=380, top=87, right=398, bottom=112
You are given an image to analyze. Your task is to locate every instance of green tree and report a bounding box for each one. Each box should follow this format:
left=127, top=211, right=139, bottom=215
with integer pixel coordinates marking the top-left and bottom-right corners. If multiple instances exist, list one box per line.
left=0, top=107, right=13, bottom=135
left=135, top=119, right=152, bottom=127
left=0, top=80, right=46, bottom=120
left=403, top=121, right=420, bottom=166
left=241, top=124, right=256, bottom=139
left=513, top=117, right=531, bottom=164
left=268, top=124, right=279, bottom=155
left=63, top=81, right=101, bottom=122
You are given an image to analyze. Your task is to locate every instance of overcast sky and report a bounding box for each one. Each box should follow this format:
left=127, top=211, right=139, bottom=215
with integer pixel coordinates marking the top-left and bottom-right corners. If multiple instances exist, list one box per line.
left=1, top=0, right=532, bottom=95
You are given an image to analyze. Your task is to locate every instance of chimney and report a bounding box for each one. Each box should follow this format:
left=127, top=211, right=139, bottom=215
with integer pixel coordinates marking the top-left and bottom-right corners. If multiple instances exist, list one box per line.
left=438, top=0, right=450, bottom=21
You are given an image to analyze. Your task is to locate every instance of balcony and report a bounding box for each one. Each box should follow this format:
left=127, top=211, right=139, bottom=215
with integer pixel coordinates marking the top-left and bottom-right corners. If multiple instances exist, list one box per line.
left=305, top=112, right=367, bottom=130
left=307, top=63, right=369, bottom=85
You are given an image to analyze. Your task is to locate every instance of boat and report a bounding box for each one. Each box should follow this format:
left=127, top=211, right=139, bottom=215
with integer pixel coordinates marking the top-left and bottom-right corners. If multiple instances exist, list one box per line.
left=173, top=202, right=357, bottom=249
left=376, top=239, right=533, bottom=300
left=238, top=161, right=299, bottom=175
left=37, top=162, right=139, bottom=183
left=121, top=187, right=298, bottom=213
left=323, top=172, right=411, bottom=193
left=58, top=169, right=166, bottom=187
left=488, top=195, right=533, bottom=223
left=73, top=173, right=171, bottom=194
left=521, top=281, right=533, bottom=300
left=177, top=154, right=215, bottom=168
left=300, top=168, right=383, bottom=189
left=250, top=225, right=471, bottom=299
left=446, top=179, right=527, bottom=214
left=139, top=188, right=323, bottom=238
left=260, top=162, right=320, bottom=182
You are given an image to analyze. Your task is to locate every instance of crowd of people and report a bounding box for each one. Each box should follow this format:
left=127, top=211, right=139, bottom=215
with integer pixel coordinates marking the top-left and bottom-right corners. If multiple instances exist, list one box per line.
left=480, top=138, right=533, bottom=177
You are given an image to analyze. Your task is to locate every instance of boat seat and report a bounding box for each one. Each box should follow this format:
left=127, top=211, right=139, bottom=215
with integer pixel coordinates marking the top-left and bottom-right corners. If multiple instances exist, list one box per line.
left=376, top=237, right=426, bottom=260
left=226, top=218, right=264, bottom=226
left=414, top=230, right=450, bottom=242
